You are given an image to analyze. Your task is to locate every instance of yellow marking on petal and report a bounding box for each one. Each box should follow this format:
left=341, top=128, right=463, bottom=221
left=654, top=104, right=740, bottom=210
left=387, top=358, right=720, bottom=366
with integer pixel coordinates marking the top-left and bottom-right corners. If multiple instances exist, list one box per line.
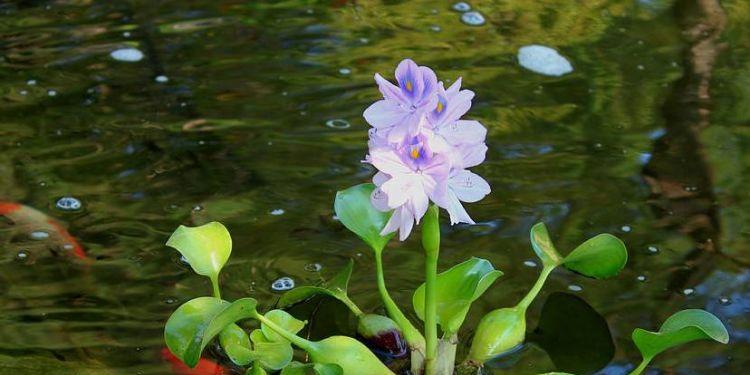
left=436, top=101, right=444, bottom=113
left=410, top=148, right=420, bottom=159
left=405, top=80, right=413, bottom=92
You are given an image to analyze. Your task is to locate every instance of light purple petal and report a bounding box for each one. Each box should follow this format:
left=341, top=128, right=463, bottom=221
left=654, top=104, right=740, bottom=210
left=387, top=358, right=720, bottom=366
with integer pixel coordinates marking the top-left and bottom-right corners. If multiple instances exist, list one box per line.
left=369, top=148, right=412, bottom=176
left=381, top=206, right=402, bottom=236
left=445, top=77, right=462, bottom=96
left=375, top=73, right=406, bottom=101
left=364, top=100, right=408, bottom=129
left=395, top=59, right=419, bottom=96
left=449, top=170, right=491, bottom=203
left=419, top=66, right=438, bottom=102
left=409, top=188, right=429, bottom=224
left=437, top=119, right=487, bottom=146
left=370, top=186, right=391, bottom=212
left=458, top=143, right=488, bottom=168
left=444, top=190, right=475, bottom=225
left=398, top=207, right=415, bottom=241
left=373, top=171, right=390, bottom=186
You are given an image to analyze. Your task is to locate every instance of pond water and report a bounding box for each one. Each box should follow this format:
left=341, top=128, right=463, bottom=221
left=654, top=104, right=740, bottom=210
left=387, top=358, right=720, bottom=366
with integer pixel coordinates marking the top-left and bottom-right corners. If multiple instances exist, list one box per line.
left=1, top=1, right=748, bottom=374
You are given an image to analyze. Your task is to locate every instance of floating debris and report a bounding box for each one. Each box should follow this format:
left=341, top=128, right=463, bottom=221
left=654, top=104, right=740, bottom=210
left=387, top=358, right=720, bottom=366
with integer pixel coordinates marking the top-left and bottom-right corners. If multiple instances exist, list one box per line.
left=325, top=119, right=351, bottom=129
left=304, top=263, right=323, bottom=272
left=110, top=48, right=144, bottom=62
left=460, top=11, right=485, bottom=26
left=568, top=284, right=583, bottom=292
left=270, top=208, right=285, bottom=216
left=155, top=75, right=169, bottom=83
left=452, top=2, right=471, bottom=12
left=55, top=196, right=82, bottom=211
left=30, top=231, right=50, bottom=240
left=517, top=45, right=573, bottom=77
left=271, top=277, right=295, bottom=291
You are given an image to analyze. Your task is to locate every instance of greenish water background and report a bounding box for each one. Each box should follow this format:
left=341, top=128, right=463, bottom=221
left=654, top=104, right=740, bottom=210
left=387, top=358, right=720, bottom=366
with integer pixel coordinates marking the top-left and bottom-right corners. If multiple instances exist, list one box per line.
left=0, top=0, right=748, bottom=374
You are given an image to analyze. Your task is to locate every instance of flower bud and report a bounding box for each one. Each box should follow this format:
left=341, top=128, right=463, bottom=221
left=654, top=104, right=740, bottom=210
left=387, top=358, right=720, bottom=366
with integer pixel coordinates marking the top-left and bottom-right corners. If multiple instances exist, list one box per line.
left=357, top=314, right=408, bottom=358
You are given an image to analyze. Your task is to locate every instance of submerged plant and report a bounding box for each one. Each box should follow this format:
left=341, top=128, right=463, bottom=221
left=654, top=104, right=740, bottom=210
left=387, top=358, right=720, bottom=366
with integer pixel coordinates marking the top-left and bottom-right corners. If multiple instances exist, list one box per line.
left=161, top=59, right=729, bottom=375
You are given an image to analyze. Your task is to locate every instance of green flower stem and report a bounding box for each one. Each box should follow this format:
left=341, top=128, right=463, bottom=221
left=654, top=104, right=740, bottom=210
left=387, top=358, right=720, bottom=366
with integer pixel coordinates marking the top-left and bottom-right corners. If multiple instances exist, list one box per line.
left=422, top=205, right=440, bottom=375
left=210, top=275, right=221, bottom=300
left=254, top=313, right=316, bottom=353
left=628, top=357, right=651, bottom=375
left=517, top=264, right=555, bottom=310
left=374, top=247, right=425, bottom=350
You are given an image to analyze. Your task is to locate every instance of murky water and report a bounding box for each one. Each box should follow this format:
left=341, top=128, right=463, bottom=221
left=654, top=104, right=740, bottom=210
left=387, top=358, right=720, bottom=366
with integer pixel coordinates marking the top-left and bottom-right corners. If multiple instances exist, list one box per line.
left=1, top=1, right=749, bottom=374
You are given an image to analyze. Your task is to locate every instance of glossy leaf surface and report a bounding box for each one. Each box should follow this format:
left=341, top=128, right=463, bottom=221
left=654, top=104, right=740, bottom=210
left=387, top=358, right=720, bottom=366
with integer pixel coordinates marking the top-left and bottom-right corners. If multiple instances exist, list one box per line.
left=278, top=260, right=353, bottom=308
left=166, top=222, right=232, bottom=278
left=334, top=183, right=393, bottom=252
left=164, top=297, right=258, bottom=367
left=632, top=309, right=728, bottom=360
left=413, top=257, right=503, bottom=334
left=530, top=223, right=563, bottom=267
left=562, top=234, right=627, bottom=279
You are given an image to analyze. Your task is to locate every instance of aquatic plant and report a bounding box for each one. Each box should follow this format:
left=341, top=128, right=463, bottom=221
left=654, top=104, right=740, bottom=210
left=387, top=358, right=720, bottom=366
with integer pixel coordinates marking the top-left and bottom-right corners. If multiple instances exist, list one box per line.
left=162, top=60, right=728, bottom=375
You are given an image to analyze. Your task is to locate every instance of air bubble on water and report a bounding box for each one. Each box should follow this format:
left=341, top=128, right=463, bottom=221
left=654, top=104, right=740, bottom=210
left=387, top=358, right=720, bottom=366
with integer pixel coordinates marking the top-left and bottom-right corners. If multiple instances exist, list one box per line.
left=63, top=243, right=74, bottom=250
left=719, top=297, right=732, bottom=306
left=192, top=205, right=203, bottom=212
left=270, top=208, right=285, bottom=216
left=27, top=79, right=37, bottom=86
left=683, top=288, right=695, bottom=296
left=271, top=277, right=295, bottom=291
left=325, top=119, right=351, bottom=129
left=430, top=25, right=442, bottom=32
left=637, top=64, right=645, bottom=70
left=647, top=245, right=659, bottom=254
left=568, top=284, right=583, bottom=292
left=56, top=196, right=82, bottom=211
left=305, top=263, right=322, bottom=272
left=452, top=2, right=471, bottom=12
left=621, top=225, right=632, bottom=233
left=155, top=75, right=169, bottom=83
left=338, top=68, right=351, bottom=75
left=20, top=90, right=28, bottom=96
left=30, top=231, right=50, bottom=240
left=637, top=275, right=647, bottom=282
left=16, top=250, right=29, bottom=260
left=518, top=45, right=573, bottom=77
left=39, top=181, right=47, bottom=187
left=110, top=48, right=145, bottom=62
left=123, top=31, right=131, bottom=38
left=164, top=297, right=177, bottom=304
left=47, top=89, right=57, bottom=96
left=523, top=260, right=537, bottom=268
left=461, top=11, right=485, bottom=26
left=359, top=37, right=369, bottom=44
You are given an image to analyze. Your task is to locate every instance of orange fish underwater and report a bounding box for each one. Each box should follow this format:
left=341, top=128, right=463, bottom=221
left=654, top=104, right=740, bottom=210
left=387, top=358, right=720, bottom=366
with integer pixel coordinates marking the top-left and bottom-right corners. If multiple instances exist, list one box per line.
left=0, top=201, right=86, bottom=259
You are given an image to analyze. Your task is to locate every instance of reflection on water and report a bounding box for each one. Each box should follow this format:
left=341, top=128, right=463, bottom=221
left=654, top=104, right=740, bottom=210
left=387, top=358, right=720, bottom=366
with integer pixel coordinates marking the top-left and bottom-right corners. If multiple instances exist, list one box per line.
left=1, top=0, right=749, bottom=374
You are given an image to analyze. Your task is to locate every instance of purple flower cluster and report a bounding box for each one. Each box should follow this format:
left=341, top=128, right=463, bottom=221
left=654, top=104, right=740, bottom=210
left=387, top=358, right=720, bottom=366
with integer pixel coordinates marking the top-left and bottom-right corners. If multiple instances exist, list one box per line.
left=364, top=59, right=491, bottom=240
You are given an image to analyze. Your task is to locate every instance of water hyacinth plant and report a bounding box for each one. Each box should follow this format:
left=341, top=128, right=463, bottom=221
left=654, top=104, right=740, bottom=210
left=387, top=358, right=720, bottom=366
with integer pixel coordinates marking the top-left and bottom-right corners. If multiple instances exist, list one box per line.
left=162, top=60, right=729, bottom=375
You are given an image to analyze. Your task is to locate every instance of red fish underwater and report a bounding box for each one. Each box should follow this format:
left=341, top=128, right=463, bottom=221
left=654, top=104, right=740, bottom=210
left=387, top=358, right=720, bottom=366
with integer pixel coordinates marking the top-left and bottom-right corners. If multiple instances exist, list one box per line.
left=162, top=348, right=229, bottom=375
left=0, top=201, right=86, bottom=259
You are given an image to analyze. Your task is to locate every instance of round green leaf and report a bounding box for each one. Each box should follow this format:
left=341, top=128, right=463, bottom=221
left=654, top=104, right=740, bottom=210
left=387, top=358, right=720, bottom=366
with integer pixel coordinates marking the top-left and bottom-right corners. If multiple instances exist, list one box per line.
left=334, top=184, right=394, bottom=252
left=632, top=309, right=729, bottom=360
left=247, top=364, right=268, bottom=375
left=530, top=223, right=563, bottom=267
left=166, top=222, right=232, bottom=279
left=250, top=334, right=295, bottom=370
left=164, top=297, right=258, bottom=367
left=413, top=257, right=503, bottom=334
left=219, top=323, right=254, bottom=365
left=261, top=310, right=307, bottom=343
left=562, top=234, right=627, bottom=279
